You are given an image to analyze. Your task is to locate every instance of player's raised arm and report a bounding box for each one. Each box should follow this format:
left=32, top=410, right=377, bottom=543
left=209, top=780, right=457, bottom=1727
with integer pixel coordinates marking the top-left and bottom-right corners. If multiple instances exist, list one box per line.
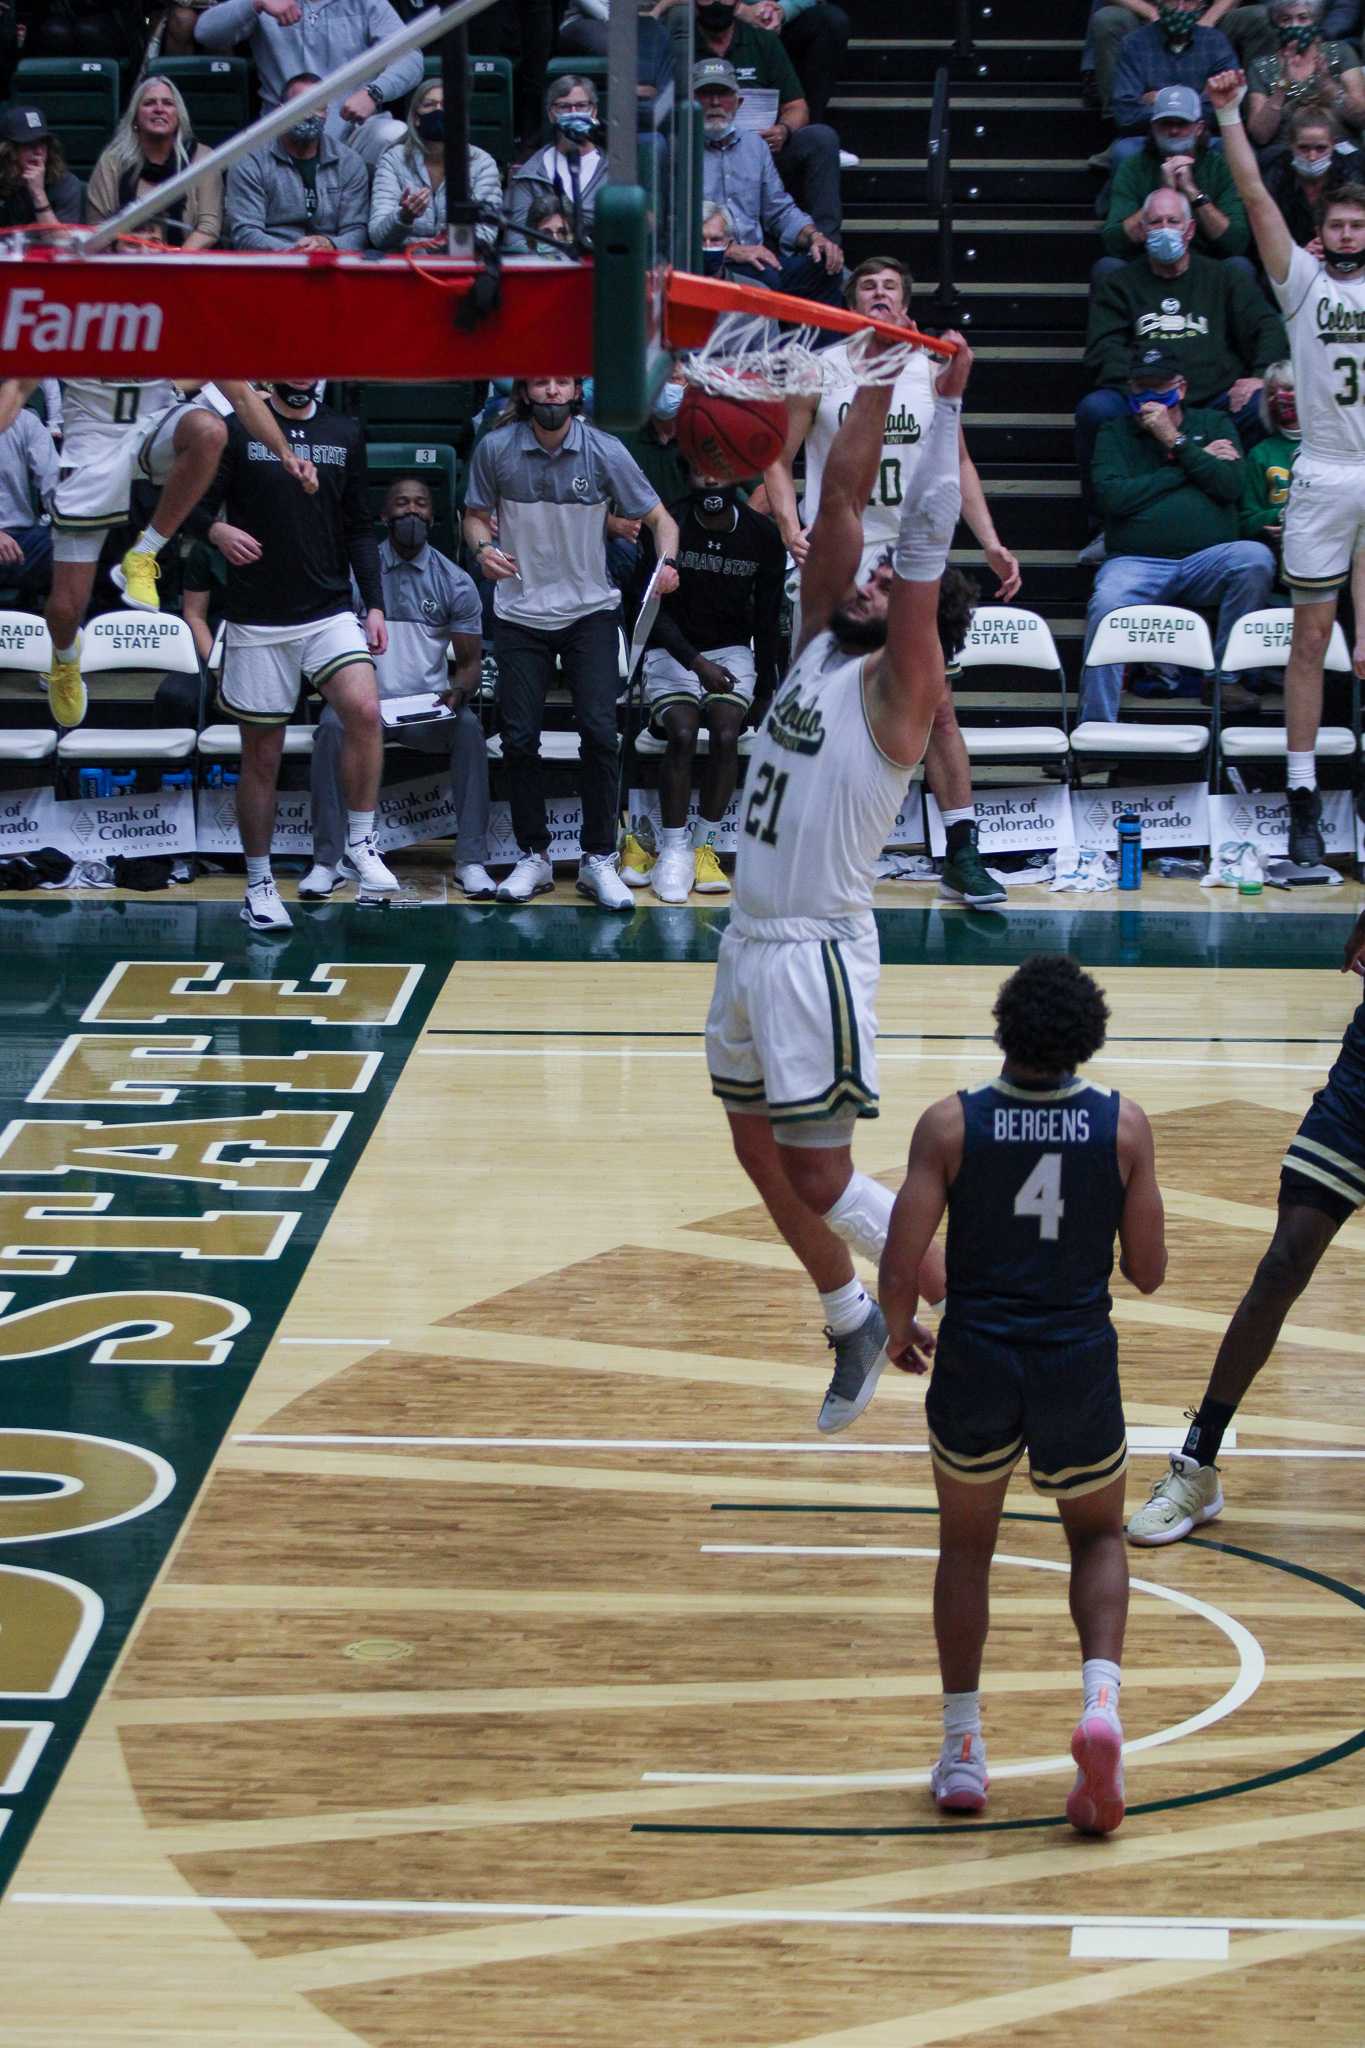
left=1206, top=70, right=1293, bottom=287
left=797, top=366, right=897, bottom=653
left=218, top=381, right=319, bottom=492
left=879, top=1096, right=961, bottom=1372
left=763, top=392, right=820, bottom=566
left=1117, top=1097, right=1167, bottom=1295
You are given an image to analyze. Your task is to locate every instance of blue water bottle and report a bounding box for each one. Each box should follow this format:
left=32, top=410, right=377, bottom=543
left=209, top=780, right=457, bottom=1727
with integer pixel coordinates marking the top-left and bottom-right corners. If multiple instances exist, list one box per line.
left=1116, top=812, right=1143, bottom=890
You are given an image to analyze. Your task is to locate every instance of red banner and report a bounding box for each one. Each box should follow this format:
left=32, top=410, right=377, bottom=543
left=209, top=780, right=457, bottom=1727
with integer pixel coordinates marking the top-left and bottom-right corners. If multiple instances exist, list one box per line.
left=0, top=250, right=594, bottom=379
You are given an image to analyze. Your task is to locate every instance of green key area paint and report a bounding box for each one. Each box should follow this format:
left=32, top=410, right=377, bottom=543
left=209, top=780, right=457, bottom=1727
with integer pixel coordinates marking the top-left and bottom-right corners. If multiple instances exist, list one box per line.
left=0, top=901, right=445, bottom=1895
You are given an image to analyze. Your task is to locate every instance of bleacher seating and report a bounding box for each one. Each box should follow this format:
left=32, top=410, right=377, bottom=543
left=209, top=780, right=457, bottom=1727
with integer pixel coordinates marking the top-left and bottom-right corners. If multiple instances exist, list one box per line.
left=14, top=56, right=119, bottom=178
left=358, top=383, right=486, bottom=464
left=152, top=57, right=252, bottom=148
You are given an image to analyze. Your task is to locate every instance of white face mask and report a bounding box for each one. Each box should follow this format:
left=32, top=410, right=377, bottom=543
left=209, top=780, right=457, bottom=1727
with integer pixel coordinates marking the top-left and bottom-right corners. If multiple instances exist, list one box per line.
left=1292, top=150, right=1334, bottom=177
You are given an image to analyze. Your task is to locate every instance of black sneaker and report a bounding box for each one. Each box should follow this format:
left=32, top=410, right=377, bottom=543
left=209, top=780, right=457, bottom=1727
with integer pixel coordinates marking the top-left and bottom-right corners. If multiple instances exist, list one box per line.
left=1287, top=786, right=1325, bottom=867
left=940, top=828, right=1007, bottom=906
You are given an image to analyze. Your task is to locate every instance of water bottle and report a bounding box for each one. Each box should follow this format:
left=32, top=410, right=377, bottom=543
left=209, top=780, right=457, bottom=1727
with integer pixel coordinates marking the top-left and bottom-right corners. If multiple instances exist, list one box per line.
left=1116, top=812, right=1143, bottom=890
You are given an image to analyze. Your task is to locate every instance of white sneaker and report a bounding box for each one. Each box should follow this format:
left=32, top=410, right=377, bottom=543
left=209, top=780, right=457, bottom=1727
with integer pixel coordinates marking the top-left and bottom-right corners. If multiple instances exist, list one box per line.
left=340, top=835, right=399, bottom=893
left=241, top=878, right=293, bottom=931
left=577, top=851, right=634, bottom=911
left=652, top=842, right=693, bottom=904
left=456, top=862, right=498, bottom=899
left=839, top=148, right=861, bottom=169
left=930, top=1732, right=989, bottom=1814
left=497, top=851, right=554, bottom=901
left=297, top=862, right=344, bottom=901
left=1126, top=1452, right=1224, bottom=1546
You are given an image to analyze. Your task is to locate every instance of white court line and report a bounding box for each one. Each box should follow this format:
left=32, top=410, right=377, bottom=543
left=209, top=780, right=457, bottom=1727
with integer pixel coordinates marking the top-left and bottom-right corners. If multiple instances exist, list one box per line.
left=1071, top=1926, right=1229, bottom=1961
left=276, top=1338, right=391, bottom=1348
left=233, top=1436, right=1365, bottom=1464
left=639, top=1544, right=1264, bottom=1789
left=416, top=1049, right=1330, bottom=1073
left=10, top=1893, right=1365, bottom=1936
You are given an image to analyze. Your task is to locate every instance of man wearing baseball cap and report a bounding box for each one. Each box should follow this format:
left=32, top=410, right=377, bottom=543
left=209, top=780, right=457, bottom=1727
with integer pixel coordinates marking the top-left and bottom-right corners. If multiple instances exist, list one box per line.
left=1078, top=342, right=1275, bottom=718
left=1098, top=85, right=1250, bottom=278
left=0, top=107, right=81, bottom=232
left=695, top=54, right=845, bottom=310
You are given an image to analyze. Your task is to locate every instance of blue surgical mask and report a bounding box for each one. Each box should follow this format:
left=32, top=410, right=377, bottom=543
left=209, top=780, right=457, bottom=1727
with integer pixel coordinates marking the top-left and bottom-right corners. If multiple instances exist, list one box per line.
left=652, top=380, right=685, bottom=421
left=1127, top=385, right=1182, bottom=413
left=1145, top=225, right=1187, bottom=264
left=554, top=111, right=597, bottom=142
left=1292, top=150, right=1333, bottom=177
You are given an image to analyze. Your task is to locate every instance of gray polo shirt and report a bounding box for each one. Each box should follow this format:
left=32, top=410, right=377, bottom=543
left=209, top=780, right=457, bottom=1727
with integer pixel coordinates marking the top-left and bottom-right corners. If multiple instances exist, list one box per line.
left=0, top=407, right=58, bottom=531
left=370, top=537, right=482, bottom=699
left=465, top=415, right=657, bottom=629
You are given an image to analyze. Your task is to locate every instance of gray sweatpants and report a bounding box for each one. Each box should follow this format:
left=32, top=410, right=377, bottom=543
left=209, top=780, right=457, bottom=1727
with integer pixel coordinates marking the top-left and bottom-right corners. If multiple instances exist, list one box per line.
left=309, top=701, right=491, bottom=867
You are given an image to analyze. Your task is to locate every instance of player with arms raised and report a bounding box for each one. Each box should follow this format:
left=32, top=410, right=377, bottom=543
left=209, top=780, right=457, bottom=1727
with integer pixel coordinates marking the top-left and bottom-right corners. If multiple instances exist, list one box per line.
left=1206, top=66, right=1365, bottom=866
left=705, top=330, right=975, bottom=1434
left=879, top=956, right=1167, bottom=1831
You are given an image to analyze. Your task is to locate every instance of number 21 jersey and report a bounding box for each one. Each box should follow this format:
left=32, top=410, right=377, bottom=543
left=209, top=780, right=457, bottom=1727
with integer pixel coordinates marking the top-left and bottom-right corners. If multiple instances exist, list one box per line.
left=944, top=1077, right=1125, bottom=1345
left=1273, top=242, right=1365, bottom=464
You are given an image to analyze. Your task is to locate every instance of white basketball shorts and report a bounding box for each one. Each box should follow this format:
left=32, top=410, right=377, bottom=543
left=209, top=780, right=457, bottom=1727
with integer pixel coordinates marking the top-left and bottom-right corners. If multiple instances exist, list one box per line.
left=1282, top=451, right=1365, bottom=599
left=218, top=613, right=373, bottom=726
left=643, top=643, right=756, bottom=727
left=50, top=398, right=205, bottom=559
left=706, top=921, right=882, bottom=1126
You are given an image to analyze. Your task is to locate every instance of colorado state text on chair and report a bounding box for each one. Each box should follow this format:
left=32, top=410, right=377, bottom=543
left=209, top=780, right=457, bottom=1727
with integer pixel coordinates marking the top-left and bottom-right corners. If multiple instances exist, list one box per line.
left=1216, top=608, right=1358, bottom=786
left=951, top=604, right=1070, bottom=769
left=0, top=611, right=57, bottom=769
left=55, top=612, right=201, bottom=781
left=1070, top=605, right=1214, bottom=780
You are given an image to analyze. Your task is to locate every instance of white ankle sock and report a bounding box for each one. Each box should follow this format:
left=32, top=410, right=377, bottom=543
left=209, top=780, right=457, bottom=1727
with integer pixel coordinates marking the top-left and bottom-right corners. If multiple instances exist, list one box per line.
left=56, top=640, right=78, bottom=663
left=245, top=855, right=272, bottom=889
left=1287, top=751, right=1316, bottom=792
left=1082, top=1657, right=1122, bottom=1720
left=817, top=1276, right=870, bottom=1336
left=943, top=1689, right=981, bottom=1741
left=135, top=524, right=170, bottom=557
left=660, top=825, right=689, bottom=851
left=346, top=809, right=375, bottom=845
left=939, top=805, right=975, bottom=829
left=693, top=816, right=720, bottom=849
left=823, top=1172, right=895, bottom=1262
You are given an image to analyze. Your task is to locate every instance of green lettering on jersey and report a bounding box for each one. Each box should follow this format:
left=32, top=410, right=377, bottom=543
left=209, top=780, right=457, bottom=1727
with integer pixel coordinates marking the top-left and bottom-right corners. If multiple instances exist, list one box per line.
left=765, top=685, right=826, bottom=756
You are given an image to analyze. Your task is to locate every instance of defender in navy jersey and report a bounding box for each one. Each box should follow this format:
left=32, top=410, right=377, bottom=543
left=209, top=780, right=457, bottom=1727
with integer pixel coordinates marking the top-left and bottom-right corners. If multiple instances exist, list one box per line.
left=881, top=956, right=1167, bottom=1835
left=1130, top=903, right=1365, bottom=1545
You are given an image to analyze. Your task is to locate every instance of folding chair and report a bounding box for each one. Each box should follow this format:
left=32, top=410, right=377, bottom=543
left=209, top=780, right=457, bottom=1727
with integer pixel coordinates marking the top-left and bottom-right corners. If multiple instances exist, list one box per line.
left=0, top=611, right=57, bottom=768
left=55, top=612, right=201, bottom=782
left=1069, top=605, right=1214, bottom=777
left=1216, top=607, right=1358, bottom=787
left=952, top=604, right=1071, bottom=770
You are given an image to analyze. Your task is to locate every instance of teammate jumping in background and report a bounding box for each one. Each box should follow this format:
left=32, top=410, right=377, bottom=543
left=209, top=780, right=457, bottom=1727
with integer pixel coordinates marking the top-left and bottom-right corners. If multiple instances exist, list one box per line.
left=1206, top=67, right=1365, bottom=867
left=706, top=328, right=975, bottom=1435
left=1129, top=902, right=1365, bottom=1543
left=880, top=955, right=1167, bottom=1832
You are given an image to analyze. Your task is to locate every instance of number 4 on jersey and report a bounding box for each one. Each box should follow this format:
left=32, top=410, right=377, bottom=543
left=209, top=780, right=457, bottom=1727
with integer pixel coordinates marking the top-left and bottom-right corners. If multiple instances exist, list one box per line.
left=1014, top=1151, right=1064, bottom=1240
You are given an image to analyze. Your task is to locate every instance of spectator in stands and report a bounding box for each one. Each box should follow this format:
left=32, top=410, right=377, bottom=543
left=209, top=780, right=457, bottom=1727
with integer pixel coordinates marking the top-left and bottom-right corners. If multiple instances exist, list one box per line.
left=1077, top=188, right=1286, bottom=536
left=1240, top=359, right=1298, bottom=571
left=0, top=107, right=81, bottom=232
left=1264, top=106, right=1363, bottom=247
left=727, top=2, right=852, bottom=126
left=302, top=475, right=497, bottom=903
left=1111, top=3, right=1238, bottom=147
left=505, top=75, right=608, bottom=252
left=1097, top=85, right=1250, bottom=276
left=683, top=0, right=844, bottom=240
left=1080, top=345, right=1276, bottom=717
left=227, top=72, right=370, bottom=252
left=463, top=375, right=681, bottom=910
left=21, top=0, right=139, bottom=59
left=1088, top=1, right=1273, bottom=120
left=525, top=195, right=576, bottom=251
left=697, top=58, right=844, bottom=307
left=1247, top=0, right=1365, bottom=144
left=368, top=79, right=501, bottom=250
left=0, top=395, right=58, bottom=609
left=195, top=0, right=418, bottom=165
left=86, top=76, right=223, bottom=249
left=468, top=0, right=555, bottom=153
left=557, top=2, right=675, bottom=104
left=142, top=3, right=210, bottom=68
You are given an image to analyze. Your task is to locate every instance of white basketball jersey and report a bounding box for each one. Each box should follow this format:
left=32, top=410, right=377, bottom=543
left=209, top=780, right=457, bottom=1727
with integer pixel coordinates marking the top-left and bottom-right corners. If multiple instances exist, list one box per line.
left=59, top=378, right=178, bottom=467
left=732, top=630, right=912, bottom=929
left=1274, top=243, right=1365, bottom=464
left=801, top=344, right=937, bottom=543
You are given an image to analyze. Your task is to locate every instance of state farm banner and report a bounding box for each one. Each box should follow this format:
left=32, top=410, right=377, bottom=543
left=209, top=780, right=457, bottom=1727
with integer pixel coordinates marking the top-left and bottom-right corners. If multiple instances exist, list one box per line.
left=373, top=773, right=461, bottom=855
left=926, top=782, right=1075, bottom=856
left=49, top=786, right=196, bottom=857
left=1072, top=783, right=1210, bottom=851
left=1210, top=789, right=1356, bottom=857
left=195, top=784, right=312, bottom=855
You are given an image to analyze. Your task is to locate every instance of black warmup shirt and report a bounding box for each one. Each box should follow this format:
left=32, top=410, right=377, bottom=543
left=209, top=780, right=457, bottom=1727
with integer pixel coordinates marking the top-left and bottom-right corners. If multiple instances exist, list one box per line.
left=639, top=494, right=786, bottom=696
left=211, top=401, right=381, bottom=628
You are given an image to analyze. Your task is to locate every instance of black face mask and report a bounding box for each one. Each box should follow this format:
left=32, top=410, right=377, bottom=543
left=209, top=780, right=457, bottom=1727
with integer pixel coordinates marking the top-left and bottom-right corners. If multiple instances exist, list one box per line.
left=702, top=246, right=727, bottom=275
left=696, top=0, right=736, bottom=28
left=530, top=399, right=574, bottom=429
left=388, top=511, right=430, bottom=550
left=416, top=107, right=444, bottom=143
left=1326, top=246, right=1365, bottom=272
left=698, top=486, right=738, bottom=514
left=272, top=382, right=315, bottom=410
left=829, top=605, right=888, bottom=652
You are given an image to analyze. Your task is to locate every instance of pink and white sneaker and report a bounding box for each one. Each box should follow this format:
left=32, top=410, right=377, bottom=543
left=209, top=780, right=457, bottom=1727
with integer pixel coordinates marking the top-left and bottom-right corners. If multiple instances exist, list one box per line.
left=1066, top=1710, right=1126, bottom=1836
left=930, top=1732, right=989, bottom=1814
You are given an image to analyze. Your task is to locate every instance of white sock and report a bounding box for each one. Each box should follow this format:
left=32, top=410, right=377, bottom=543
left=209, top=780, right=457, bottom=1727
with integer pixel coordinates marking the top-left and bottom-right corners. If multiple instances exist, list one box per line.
left=660, top=825, right=690, bottom=851
left=56, top=640, right=78, bottom=663
left=245, top=855, right=272, bottom=889
left=1082, top=1657, right=1122, bottom=1721
left=134, top=524, right=170, bottom=558
left=817, top=1275, right=870, bottom=1336
left=693, top=816, right=720, bottom=849
left=1286, top=751, right=1316, bottom=792
left=346, top=809, right=375, bottom=845
left=943, top=1689, right=981, bottom=1742
left=823, top=1172, right=896, bottom=1262
left=939, top=805, right=975, bottom=829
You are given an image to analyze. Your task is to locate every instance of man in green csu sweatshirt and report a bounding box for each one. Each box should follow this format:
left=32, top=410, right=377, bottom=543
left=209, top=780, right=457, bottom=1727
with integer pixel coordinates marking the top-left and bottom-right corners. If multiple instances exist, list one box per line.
left=1079, top=345, right=1277, bottom=719
left=1077, top=185, right=1288, bottom=524
left=1097, top=85, right=1250, bottom=276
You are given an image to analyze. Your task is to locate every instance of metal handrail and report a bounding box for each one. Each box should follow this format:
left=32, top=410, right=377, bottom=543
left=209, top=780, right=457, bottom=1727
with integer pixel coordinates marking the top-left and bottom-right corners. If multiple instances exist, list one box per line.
left=953, top=0, right=975, bottom=63
left=926, top=66, right=964, bottom=331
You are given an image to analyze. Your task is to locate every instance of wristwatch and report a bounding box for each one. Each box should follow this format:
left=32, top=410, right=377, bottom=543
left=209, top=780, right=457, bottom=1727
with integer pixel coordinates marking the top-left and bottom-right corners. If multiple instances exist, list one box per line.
left=366, top=82, right=386, bottom=107
left=662, top=555, right=679, bottom=567
left=1171, top=433, right=1188, bottom=450
left=473, top=539, right=492, bottom=555
left=1190, top=190, right=1210, bottom=207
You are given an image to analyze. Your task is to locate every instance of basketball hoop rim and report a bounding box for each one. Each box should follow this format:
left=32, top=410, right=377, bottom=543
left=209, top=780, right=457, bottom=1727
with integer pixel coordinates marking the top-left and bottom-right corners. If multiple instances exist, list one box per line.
left=662, top=269, right=960, bottom=357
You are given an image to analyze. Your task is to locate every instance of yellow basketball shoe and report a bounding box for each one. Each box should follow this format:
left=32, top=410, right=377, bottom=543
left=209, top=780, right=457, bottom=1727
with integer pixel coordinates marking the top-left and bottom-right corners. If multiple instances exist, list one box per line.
left=44, top=634, right=87, bottom=729
left=694, top=841, right=730, bottom=893
left=113, top=547, right=161, bottom=611
left=620, top=832, right=655, bottom=887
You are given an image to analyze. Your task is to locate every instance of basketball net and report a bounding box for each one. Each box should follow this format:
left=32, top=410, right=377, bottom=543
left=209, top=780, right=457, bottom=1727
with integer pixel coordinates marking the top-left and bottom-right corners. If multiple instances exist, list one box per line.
left=664, top=271, right=959, bottom=400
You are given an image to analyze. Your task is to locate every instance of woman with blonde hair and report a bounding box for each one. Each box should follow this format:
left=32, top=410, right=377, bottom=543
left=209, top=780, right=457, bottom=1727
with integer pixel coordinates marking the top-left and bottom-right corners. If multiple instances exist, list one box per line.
left=368, top=78, right=501, bottom=251
left=85, top=74, right=222, bottom=248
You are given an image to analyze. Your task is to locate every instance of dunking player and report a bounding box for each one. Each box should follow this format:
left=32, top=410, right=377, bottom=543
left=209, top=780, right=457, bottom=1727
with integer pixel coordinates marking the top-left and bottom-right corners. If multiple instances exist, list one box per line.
left=0, top=374, right=316, bottom=730
left=206, top=379, right=397, bottom=931
left=706, top=329, right=975, bottom=1434
left=1206, top=68, right=1365, bottom=866
left=1129, top=903, right=1365, bottom=1544
left=880, top=956, right=1167, bottom=1831
left=764, top=256, right=1021, bottom=906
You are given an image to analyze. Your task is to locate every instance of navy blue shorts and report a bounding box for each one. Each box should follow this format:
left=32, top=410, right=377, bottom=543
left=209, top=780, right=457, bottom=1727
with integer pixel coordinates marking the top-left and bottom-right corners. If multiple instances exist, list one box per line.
left=1282, top=1007, right=1365, bottom=1225
left=925, top=1322, right=1128, bottom=1502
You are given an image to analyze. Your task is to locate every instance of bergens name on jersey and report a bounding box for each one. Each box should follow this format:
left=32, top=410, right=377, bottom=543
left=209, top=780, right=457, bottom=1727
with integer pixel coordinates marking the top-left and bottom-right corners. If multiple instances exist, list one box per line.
left=993, top=1106, right=1093, bottom=1143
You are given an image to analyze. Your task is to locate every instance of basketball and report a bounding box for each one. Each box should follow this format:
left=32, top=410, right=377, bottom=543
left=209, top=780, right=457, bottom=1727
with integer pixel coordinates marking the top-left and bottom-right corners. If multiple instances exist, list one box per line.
left=675, top=384, right=788, bottom=483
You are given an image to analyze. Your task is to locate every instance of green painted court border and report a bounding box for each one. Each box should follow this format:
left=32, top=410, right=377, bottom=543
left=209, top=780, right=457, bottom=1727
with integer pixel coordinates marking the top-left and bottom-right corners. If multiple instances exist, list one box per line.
left=630, top=1506, right=1365, bottom=1839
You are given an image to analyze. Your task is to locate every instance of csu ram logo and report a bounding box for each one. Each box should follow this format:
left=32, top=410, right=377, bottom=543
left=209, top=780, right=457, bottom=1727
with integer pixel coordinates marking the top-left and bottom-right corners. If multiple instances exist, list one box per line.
left=0, top=288, right=163, bottom=352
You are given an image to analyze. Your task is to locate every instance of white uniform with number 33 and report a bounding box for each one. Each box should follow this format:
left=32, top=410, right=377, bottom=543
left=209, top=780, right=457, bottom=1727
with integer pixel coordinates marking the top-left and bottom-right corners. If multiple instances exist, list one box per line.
left=1273, top=242, right=1365, bottom=593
